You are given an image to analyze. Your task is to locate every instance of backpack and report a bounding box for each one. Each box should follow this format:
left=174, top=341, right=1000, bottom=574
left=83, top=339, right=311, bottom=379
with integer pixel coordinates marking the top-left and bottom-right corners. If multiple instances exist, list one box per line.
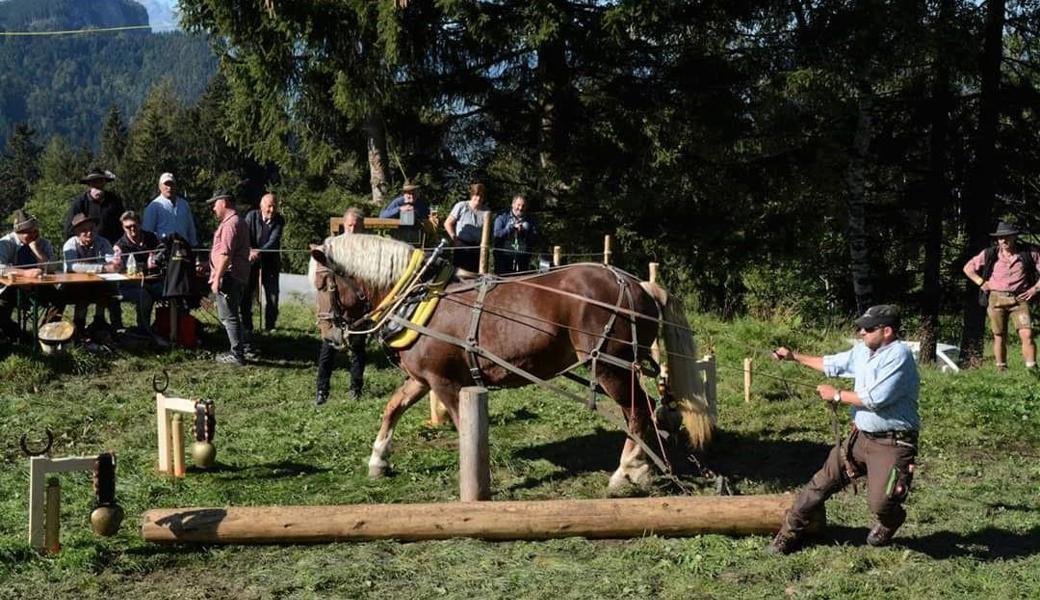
left=977, top=244, right=1038, bottom=306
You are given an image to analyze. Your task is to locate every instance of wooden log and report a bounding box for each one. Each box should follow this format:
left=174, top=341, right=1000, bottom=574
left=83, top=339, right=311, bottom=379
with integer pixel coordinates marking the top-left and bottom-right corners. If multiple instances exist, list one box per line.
left=552, top=246, right=562, bottom=267
left=458, top=387, right=490, bottom=501
left=141, top=495, right=820, bottom=544
left=478, top=211, right=493, bottom=274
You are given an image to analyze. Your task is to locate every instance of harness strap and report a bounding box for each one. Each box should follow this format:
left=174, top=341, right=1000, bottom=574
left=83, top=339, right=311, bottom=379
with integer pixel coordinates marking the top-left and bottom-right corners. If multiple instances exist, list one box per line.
left=390, top=314, right=673, bottom=476
left=464, top=276, right=495, bottom=387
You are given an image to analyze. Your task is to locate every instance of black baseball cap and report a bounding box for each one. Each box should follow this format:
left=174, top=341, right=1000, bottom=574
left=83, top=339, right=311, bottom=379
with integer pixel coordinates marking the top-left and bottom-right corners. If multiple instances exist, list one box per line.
left=854, top=304, right=901, bottom=330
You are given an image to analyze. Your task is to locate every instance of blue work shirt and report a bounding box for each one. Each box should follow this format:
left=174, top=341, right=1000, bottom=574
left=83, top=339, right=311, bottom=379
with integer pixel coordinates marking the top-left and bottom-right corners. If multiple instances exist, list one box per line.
left=143, top=195, right=198, bottom=246
left=823, top=340, right=920, bottom=433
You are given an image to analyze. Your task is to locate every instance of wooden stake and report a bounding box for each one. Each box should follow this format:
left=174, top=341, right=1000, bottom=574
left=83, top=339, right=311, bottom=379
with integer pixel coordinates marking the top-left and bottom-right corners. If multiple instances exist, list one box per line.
left=44, top=478, right=60, bottom=555
left=743, top=357, right=753, bottom=403
left=648, top=262, right=659, bottom=284
left=459, top=387, right=490, bottom=501
left=478, top=211, right=493, bottom=274
left=171, top=414, right=185, bottom=478
left=142, top=495, right=824, bottom=544
left=552, top=246, right=562, bottom=267
left=702, top=354, right=717, bottom=411
left=427, top=391, right=450, bottom=427
left=603, top=235, right=612, bottom=265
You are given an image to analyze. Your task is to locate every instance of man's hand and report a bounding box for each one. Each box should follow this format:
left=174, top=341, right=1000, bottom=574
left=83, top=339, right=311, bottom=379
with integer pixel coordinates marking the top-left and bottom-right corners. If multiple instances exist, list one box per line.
left=772, top=346, right=794, bottom=361
left=249, top=249, right=260, bottom=263
left=1017, top=287, right=1038, bottom=302
left=210, top=279, right=220, bottom=295
left=103, top=263, right=118, bottom=274
left=816, top=384, right=839, bottom=404
left=12, top=267, right=42, bottom=279
left=981, top=281, right=994, bottom=292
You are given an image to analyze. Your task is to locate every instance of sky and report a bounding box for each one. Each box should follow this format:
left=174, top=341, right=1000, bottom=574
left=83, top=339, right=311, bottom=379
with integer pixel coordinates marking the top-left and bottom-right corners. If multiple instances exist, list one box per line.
left=137, top=0, right=180, bottom=32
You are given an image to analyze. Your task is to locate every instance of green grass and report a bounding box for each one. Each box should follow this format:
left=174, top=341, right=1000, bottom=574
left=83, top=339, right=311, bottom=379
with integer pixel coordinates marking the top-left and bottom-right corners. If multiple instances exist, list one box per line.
left=1, top=306, right=1038, bottom=599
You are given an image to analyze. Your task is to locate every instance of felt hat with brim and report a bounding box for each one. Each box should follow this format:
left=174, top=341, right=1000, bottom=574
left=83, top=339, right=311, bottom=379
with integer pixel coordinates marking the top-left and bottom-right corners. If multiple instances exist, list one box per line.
left=38, top=321, right=74, bottom=355
left=12, top=209, right=37, bottom=233
left=205, top=190, right=233, bottom=205
left=70, top=213, right=97, bottom=232
left=402, top=181, right=421, bottom=193
left=80, top=168, right=116, bottom=184
left=854, top=304, right=901, bottom=330
left=990, top=221, right=1021, bottom=237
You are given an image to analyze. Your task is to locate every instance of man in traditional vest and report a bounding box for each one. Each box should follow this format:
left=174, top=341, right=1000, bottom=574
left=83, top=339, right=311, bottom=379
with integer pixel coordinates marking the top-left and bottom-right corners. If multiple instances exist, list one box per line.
left=962, top=221, right=1040, bottom=371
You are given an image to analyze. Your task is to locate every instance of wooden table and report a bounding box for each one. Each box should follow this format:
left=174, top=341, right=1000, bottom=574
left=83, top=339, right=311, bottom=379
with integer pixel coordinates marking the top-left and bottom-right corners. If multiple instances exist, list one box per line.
left=1, top=272, right=152, bottom=353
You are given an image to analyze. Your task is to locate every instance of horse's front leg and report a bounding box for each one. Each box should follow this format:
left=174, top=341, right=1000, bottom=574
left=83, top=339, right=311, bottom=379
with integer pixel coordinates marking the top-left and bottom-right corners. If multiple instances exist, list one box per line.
left=598, top=368, right=655, bottom=493
left=368, top=377, right=430, bottom=478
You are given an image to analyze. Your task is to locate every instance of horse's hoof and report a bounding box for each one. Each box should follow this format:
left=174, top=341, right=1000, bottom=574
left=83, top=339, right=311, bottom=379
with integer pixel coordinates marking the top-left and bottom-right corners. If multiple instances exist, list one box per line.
left=368, top=462, right=388, bottom=478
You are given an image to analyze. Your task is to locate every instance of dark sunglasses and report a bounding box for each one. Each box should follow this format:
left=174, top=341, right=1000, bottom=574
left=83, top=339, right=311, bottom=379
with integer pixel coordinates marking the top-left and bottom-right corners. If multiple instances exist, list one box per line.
left=123, top=223, right=139, bottom=230
left=860, top=325, right=882, bottom=333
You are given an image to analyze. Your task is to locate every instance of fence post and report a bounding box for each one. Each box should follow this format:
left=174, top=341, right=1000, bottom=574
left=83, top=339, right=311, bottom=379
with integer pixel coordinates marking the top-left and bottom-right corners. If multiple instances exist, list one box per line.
left=478, top=211, right=493, bottom=274
left=743, top=357, right=753, bottom=403
left=459, top=386, right=490, bottom=501
left=553, top=245, right=562, bottom=267
left=603, top=235, right=612, bottom=265
left=703, top=354, right=717, bottom=410
left=648, top=262, right=658, bottom=284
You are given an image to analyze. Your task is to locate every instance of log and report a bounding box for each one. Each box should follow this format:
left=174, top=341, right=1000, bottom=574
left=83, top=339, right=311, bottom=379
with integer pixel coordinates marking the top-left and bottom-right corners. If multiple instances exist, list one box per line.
left=141, top=494, right=820, bottom=544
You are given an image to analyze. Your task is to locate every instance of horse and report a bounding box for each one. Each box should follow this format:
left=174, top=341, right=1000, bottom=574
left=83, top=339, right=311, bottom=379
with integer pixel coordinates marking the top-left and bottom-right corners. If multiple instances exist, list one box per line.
left=310, top=234, right=714, bottom=492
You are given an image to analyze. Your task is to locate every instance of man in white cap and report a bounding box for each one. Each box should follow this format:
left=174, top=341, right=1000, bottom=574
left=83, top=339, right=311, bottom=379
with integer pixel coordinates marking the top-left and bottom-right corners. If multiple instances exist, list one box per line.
left=142, top=172, right=198, bottom=246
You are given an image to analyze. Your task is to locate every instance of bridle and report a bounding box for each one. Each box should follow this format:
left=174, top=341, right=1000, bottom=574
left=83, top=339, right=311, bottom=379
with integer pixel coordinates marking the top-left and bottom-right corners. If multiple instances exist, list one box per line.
left=315, top=269, right=373, bottom=343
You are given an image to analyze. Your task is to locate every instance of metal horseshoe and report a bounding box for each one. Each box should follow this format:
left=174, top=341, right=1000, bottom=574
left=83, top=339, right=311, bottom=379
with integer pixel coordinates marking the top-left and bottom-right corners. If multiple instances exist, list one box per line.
left=20, top=429, right=54, bottom=457
left=152, top=370, right=170, bottom=393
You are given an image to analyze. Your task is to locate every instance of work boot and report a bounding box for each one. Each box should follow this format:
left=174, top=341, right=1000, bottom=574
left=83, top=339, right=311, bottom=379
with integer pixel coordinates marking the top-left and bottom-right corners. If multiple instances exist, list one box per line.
left=766, top=528, right=803, bottom=555
left=315, top=389, right=330, bottom=406
left=866, top=522, right=900, bottom=547
left=349, top=387, right=363, bottom=402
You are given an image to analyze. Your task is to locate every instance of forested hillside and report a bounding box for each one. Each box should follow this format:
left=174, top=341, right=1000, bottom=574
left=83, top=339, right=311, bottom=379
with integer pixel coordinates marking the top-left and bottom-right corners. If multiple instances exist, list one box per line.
left=0, top=0, right=215, bottom=150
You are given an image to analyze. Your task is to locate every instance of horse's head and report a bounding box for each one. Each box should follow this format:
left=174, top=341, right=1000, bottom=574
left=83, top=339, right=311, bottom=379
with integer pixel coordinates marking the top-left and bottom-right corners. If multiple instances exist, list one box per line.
left=310, top=246, right=372, bottom=349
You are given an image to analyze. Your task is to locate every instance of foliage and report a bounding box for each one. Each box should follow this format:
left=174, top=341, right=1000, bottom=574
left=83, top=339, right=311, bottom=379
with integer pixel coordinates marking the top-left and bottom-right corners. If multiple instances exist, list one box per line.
left=24, top=181, right=81, bottom=246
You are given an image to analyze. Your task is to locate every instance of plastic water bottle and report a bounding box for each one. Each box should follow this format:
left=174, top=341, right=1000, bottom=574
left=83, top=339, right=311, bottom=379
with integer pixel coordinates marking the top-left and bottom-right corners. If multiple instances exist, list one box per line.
left=147, top=251, right=157, bottom=271
left=126, top=253, right=138, bottom=276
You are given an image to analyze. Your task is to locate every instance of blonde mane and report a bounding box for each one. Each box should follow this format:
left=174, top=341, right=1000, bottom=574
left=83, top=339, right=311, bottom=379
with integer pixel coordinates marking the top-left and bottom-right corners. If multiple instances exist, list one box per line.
left=323, top=234, right=415, bottom=292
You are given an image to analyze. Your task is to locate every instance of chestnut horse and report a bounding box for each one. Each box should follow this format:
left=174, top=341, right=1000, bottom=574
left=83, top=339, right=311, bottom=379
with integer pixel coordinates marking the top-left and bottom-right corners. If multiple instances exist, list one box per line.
left=310, top=234, right=713, bottom=492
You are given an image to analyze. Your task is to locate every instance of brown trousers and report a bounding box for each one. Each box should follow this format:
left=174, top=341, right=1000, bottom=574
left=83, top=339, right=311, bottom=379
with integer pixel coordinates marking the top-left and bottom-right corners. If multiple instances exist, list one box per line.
left=786, top=429, right=917, bottom=535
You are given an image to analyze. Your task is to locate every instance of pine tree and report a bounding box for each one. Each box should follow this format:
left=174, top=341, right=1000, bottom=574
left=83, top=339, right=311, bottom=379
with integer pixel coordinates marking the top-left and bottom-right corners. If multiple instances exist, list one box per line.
left=100, top=105, right=129, bottom=171
left=0, top=123, right=42, bottom=216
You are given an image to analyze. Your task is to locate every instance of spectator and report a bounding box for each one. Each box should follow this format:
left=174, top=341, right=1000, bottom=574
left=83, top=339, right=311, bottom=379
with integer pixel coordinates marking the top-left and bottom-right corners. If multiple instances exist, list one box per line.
left=767, top=305, right=920, bottom=554
left=315, top=207, right=368, bottom=406
left=0, top=210, right=62, bottom=341
left=379, top=180, right=429, bottom=220
left=962, top=220, right=1040, bottom=371
left=492, top=194, right=539, bottom=275
left=113, top=210, right=163, bottom=335
left=206, top=190, right=251, bottom=365
left=143, top=172, right=198, bottom=246
left=242, top=193, right=285, bottom=337
left=444, top=182, right=489, bottom=272
left=62, top=214, right=118, bottom=337
left=64, top=168, right=123, bottom=244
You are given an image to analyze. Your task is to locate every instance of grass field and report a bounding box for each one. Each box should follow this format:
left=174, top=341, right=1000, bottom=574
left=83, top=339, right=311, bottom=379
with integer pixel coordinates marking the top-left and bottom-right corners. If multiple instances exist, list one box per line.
left=1, top=302, right=1039, bottom=599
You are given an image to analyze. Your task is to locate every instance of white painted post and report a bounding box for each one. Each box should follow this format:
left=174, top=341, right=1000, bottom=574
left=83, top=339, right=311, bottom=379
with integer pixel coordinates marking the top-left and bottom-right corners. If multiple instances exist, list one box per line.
left=701, top=354, right=717, bottom=411
left=603, top=235, right=612, bottom=265
left=552, top=246, right=562, bottom=267
left=459, top=386, right=490, bottom=501
left=156, top=393, right=203, bottom=474
left=648, top=262, right=659, bottom=284
left=28, top=456, right=98, bottom=552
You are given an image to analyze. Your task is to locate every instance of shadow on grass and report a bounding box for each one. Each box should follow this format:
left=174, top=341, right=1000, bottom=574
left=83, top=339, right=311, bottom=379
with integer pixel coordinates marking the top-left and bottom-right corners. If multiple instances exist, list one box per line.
left=898, top=526, right=1040, bottom=560
left=702, top=430, right=831, bottom=489
left=192, top=460, right=329, bottom=480
left=513, top=427, right=626, bottom=477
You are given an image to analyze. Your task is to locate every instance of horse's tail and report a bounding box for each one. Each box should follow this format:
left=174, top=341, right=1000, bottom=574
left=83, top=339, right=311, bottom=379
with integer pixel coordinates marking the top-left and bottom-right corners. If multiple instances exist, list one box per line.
left=640, top=281, right=715, bottom=450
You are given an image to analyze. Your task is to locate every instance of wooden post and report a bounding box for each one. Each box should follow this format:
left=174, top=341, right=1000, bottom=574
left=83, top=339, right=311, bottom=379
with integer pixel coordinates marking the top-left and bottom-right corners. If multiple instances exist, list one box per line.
left=427, top=391, right=450, bottom=427
left=459, top=386, right=490, bottom=501
left=648, top=262, right=659, bottom=284
left=44, top=478, right=60, bottom=554
left=478, top=211, right=493, bottom=274
left=156, top=393, right=199, bottom=474
left=27, top=456, right=98, bottom=552
left=141, top=494, right=824, bottom=544
left=552, top=246, right=562, bottom=267
left=171, top=414, right=185, bottom=478
left=603, top=235, right=612, bottom=265
left=743, top=357, right=753, bottom=403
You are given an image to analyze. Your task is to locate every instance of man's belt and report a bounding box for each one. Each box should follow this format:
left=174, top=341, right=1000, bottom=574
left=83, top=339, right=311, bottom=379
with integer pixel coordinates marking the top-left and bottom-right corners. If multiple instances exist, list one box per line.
left=861, top=430, right=918, bottom=442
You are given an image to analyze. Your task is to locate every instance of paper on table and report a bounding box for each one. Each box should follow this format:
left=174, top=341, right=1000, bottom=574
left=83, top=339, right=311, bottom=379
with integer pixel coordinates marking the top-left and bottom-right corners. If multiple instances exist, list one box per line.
left=97, top=273, right=129, bottom=281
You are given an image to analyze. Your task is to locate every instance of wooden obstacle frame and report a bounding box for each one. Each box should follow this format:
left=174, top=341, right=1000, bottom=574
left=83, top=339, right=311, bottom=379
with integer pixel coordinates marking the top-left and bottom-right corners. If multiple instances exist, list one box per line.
left=155, top=393, right=217, bottom=476
left=28, top=453, right=121, bottom=553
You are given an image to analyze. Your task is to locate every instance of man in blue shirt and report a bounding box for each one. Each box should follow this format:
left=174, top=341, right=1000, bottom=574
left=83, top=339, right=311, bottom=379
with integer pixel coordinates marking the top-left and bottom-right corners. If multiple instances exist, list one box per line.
left=142, top=172, right=198, bottom=246
left=767, top=304, right=920, bottom=554
left=492, top=194, right=539, bottom=274
left=379, top=181, right=429, bottom=221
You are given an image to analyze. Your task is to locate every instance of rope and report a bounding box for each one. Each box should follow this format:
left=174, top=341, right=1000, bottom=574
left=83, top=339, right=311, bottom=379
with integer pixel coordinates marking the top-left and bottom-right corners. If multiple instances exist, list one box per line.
left=0, top=25, right=153, bottom=37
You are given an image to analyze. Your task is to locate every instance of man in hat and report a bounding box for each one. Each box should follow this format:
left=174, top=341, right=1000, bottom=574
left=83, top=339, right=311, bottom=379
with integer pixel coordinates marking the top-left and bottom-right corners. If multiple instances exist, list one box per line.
left=963, top=220, right=1040, bottom=370
left=492, top=194, right=539, bottom=274
left=207, top=190, right=251, bottom=365
left=242, top=193, right=285, bottom=339
left=379, top=180, right=430, bottom=220
left=314, top=206, right=368, bottom=406
left=0, top=210, right=61, bottom=341
left=62, top=213, right=119, bottom=336
left=143, top=172, right=199, bottom=246
left=64, top=168, right=124, bottom=244
left=766, top=305, right=920, bottom=554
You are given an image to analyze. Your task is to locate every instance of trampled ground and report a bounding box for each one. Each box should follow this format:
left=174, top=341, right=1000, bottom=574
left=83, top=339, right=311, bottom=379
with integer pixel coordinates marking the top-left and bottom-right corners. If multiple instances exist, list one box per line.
left=1, top=304, right=1038, bottom=599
